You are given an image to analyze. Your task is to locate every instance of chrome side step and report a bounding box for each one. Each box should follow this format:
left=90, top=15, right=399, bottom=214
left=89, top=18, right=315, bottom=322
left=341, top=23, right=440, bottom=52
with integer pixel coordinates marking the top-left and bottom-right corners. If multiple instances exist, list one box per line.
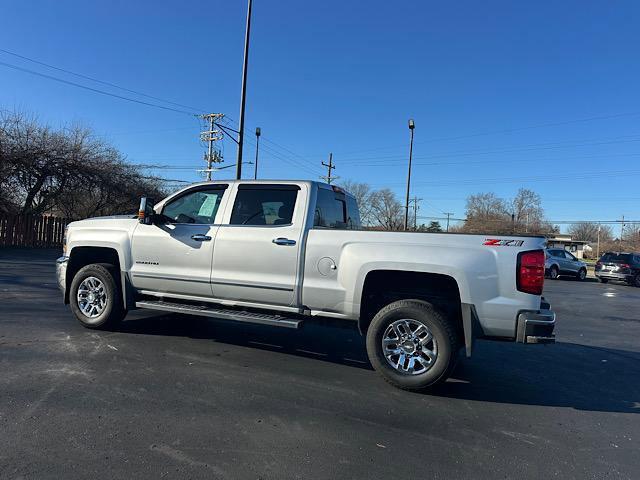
left=135, top=300, right=302, bottom=329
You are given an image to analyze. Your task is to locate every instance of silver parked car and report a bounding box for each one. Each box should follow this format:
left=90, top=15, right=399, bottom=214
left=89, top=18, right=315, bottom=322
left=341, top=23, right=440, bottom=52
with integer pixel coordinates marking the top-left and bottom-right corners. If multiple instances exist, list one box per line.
left=545, top=248, right=588, bottom=280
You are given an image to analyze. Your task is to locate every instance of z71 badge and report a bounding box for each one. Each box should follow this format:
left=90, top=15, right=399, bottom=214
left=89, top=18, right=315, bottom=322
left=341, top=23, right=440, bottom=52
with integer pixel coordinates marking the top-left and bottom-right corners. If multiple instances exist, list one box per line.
left=483, top=239, right=525, bottom=247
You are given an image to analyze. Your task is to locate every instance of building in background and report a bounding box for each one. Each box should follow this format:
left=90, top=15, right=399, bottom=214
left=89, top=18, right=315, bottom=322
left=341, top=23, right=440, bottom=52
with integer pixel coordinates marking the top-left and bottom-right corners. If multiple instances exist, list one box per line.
left=545, top=234, right=590, bottom=259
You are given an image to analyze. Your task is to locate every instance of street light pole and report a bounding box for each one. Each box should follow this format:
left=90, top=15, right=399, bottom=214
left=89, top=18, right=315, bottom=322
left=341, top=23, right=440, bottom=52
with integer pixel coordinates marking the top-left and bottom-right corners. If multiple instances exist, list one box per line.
left=236, top=0, right=253, bottom=180
left=254, top=127, right=261, bottom=179
left=404, top=119, right=415, bottom=231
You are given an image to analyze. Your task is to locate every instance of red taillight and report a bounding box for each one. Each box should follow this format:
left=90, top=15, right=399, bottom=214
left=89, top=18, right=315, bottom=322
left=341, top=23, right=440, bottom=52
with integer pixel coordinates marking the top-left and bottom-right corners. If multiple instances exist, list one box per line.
left=619, top=263, right=630, bottom=269
left=517, top=250, right=545, bottom=295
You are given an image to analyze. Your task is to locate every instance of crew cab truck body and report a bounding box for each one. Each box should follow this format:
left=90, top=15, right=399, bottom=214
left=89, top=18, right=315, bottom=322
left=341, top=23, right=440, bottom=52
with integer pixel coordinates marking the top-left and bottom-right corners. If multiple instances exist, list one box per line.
left=56, top=180, right=555, bottom=390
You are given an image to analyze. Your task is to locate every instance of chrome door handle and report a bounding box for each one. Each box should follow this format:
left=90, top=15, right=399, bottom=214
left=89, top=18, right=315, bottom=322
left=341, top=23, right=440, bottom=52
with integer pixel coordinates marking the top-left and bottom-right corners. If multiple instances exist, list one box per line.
left=272, top=237, right=296, bottom=246
left=191, top=234, right=212, bottom=242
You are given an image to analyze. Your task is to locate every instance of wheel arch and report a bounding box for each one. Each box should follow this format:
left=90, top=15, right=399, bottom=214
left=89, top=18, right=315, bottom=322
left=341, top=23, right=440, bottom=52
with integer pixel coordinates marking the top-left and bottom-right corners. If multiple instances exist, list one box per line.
left=357, top=269, right=479, bottom=356
left=65, top=246, right=132, bottom=309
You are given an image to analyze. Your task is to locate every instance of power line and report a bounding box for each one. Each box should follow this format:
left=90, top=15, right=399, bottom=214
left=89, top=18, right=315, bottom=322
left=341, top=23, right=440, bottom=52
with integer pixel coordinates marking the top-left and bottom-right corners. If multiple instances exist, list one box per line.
left=415, top=215, right=640, bottom=225
left=323, top=110, right=640, bottom=159
left=260, top=136, right=320, bottom=169
left=337, top=134, right=640, bottom=165
left=100, top=126, right=196, bottom=137
left=0, top=60, right=197, bottom=115
left=217, top=115, right=324, bottom=176
left=0, top=51, right=338, bottom=180
left=0, top=48, right=205, bottom=113
left=243, top=136, right=322, bottom=176
left=345, top=152, right=640, bottom=170
left=141, top=175, right=191, bottom=183
left=372, top=169, right=640, bottom=188
left=222, top=115, right=323, bottom=172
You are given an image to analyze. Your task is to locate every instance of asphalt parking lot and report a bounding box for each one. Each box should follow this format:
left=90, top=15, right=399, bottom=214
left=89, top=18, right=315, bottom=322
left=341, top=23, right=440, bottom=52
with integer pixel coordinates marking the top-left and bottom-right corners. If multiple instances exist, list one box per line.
left=1, top=249, right=639, bottom=479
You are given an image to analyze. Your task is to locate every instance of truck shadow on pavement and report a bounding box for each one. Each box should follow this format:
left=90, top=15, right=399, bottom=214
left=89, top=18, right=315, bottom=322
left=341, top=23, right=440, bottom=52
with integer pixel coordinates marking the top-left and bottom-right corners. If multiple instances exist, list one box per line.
left=433, top=340, right=640, bottom=414
left=119, top=312, right=640, bottom=414
left=120, top=312, right=373, bottom=369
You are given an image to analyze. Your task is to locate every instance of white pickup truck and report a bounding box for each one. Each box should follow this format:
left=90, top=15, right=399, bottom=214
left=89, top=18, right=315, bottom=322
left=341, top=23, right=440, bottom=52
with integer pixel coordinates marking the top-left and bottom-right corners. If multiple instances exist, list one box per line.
left=56, top=180, right=555, bottom=390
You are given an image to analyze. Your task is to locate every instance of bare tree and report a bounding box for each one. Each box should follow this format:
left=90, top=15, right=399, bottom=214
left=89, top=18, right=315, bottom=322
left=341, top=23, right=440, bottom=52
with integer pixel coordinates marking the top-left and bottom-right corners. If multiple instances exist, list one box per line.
left=463, top=192, right=510, bottom=233
left=339, top=180, right=374, bottom=226
left=567, top=222, right=613, bottom=243
left=461, top=190, right=556, bottom=235
left=370, top=188, right=403, bottom=231
left=511, top=188, right=544, bottom=231
left=0, top=110, right=167, bottom=219
left=466, top=192, right=509, bottom=219
left=621, top=222, right=640, bottom=252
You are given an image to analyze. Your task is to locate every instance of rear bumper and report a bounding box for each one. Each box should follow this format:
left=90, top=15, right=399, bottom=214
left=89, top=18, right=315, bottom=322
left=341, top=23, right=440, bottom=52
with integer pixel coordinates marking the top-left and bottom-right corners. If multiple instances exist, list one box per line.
left=595, top=271, right=633, bottom=282
left=56, top=256, right=68, bottom=296
left=516, top=308, right=556, bottom=344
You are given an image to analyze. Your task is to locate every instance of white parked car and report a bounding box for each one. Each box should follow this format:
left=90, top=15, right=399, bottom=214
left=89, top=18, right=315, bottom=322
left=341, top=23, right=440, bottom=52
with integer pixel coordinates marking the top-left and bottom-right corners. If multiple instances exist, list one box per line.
left=56, top=180, right=555, bottom=390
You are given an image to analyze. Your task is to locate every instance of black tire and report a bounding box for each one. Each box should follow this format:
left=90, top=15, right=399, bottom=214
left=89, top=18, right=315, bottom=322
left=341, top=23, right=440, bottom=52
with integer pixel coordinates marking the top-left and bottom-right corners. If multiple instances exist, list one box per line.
left=577, top=268, right=587, bottom=281
left=365, top=299, right=460, bottom=391
left=69, top=263, right=126, bottom=330
left=598, top=277, right=609, bottom=284
left=549, top=266, right=559, bottom=280
left=633, top=275, right=640, bottom=288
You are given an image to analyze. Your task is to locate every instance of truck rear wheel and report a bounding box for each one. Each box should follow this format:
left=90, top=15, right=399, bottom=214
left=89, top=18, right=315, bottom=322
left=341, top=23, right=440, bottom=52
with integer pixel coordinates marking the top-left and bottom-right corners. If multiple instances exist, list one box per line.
left=366, top=299, right=459, bottom=391
left=70, top=263, right=126, bottom=330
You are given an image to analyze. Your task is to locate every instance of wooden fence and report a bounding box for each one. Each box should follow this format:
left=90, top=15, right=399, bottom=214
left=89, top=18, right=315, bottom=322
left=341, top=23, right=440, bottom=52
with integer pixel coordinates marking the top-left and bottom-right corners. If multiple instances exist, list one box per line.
left=0, top=214, right=72, bottom=248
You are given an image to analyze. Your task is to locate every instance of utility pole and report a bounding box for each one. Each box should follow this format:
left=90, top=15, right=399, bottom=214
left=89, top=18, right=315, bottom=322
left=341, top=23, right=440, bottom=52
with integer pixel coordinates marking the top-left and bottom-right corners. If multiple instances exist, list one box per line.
left=199, top=113, right=224, bottom=180
left=596, top=223, right=601, bottom=259
left=620, top=215, right=625, bottom=249
left=236, top=0, right=253, bottom=180
left=444, top=212, right=454, bottom=232
left=408, top=197, right=422, bottom=231
left=404, top=119, right=415, bottom=231
left=321, top=153, right=338, bottom=184
left=254, top=127, right=261, bottom=179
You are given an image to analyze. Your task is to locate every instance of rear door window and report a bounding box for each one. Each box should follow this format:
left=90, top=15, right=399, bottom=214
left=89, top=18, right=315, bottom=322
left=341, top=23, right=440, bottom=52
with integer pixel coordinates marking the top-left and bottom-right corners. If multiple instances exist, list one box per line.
left=314, top=188, right=347, bottom=229
left=346, top=195, right=362, bottom=229
left=229, top=185, right=299, bottom=226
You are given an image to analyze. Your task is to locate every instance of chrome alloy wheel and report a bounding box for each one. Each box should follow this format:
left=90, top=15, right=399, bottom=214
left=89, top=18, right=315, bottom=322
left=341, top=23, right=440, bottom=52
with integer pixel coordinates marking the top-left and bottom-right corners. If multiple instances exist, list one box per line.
left=382, top=319, right=437, bottom=375
left=77, top=276, right=107, bottom=319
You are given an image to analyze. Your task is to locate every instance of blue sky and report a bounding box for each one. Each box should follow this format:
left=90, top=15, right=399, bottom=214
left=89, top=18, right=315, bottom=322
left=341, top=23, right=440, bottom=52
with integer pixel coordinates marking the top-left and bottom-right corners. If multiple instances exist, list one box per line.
left=1, top=0, right=639, bottom=228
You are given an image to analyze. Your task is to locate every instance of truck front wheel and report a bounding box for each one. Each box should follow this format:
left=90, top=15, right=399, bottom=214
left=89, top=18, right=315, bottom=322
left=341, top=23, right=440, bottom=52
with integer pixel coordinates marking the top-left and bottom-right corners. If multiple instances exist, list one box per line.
left=366, top=299, right=459, bottom=391
left=69, top=263, right=126, bottom=330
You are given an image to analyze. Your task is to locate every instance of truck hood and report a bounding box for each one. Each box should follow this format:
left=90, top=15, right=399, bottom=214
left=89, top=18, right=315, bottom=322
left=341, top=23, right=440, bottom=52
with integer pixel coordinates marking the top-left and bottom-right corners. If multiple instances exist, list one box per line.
left=68, top=215, right=139, bottom=231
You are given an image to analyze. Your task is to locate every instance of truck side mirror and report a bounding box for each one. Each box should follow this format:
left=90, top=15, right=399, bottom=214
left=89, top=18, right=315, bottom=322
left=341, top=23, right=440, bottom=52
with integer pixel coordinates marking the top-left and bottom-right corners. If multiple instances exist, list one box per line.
left=138, top=197, right=156, bottom=225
